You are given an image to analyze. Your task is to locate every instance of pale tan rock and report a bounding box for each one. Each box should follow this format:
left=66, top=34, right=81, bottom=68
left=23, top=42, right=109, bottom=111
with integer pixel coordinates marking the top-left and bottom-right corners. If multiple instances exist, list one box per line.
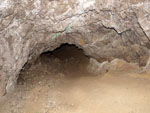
left=109, top=59, right=140, bottom=72
left=143, top=57, right=150, bottom=74
left=0, top=74, right=7, bottom=97
left=88, top=58, right=140, bottom=75
left=146, top=57, right=150, bottom=68
left=87, top=58, right=109, bottom=75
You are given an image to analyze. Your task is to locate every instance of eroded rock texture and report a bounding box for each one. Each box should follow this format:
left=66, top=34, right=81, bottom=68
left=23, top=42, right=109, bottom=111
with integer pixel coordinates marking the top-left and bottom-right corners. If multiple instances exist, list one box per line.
left=0, top=0, right=150, bottom=96
left=87, top=58, right=140, bottom=76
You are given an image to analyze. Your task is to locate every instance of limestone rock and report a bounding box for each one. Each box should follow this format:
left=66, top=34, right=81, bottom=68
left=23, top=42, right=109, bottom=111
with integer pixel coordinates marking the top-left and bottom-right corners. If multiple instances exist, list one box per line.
left=143, top=57, right=150, bottom=74
left=87, top=58, right=109, bottom=75
left=109, top=59, right=140, bottom=72
left=0, top=74, right=7, bottom=97
left=88, top=58, right=140, bottom=75
left=146, top=57, right=150, bottom=68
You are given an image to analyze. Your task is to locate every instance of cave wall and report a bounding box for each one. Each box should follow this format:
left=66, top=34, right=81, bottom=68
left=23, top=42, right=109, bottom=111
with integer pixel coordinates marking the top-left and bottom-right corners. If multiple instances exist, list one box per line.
left=0, top=0, right=150, bottom=96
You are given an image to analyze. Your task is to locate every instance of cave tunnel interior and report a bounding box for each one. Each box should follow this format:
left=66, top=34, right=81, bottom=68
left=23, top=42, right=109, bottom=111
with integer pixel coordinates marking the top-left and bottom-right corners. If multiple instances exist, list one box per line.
left=17, top=44, right=91, bottom=86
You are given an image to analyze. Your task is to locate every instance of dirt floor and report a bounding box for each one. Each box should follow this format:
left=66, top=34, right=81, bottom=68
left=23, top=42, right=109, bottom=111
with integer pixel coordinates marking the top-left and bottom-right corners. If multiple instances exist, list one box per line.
left=0, top=44, right=150, bottom=113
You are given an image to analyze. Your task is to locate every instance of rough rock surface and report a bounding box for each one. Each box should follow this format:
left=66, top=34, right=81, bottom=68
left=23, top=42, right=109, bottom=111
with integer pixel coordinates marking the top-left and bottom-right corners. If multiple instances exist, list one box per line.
left=87, top=58, right=109, bottom=75
left=88, top=58, right=140, bottom=75
left=108, top=58, right=140, bottom=72
left=143, top=57, right=150, bottom=74
left=0, top=0, right=150, bottom=96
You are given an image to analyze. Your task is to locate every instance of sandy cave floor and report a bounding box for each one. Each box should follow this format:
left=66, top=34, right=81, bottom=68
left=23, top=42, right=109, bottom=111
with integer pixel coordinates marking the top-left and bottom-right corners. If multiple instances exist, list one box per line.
left=0, top=45, right=150, bottom=113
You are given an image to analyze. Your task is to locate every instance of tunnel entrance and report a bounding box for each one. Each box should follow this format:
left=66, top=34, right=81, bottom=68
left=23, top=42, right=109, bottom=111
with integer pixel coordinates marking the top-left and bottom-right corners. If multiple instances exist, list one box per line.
left=17, top=44, right=90, bottom=86
left=1, top=45, right=150, bottom=113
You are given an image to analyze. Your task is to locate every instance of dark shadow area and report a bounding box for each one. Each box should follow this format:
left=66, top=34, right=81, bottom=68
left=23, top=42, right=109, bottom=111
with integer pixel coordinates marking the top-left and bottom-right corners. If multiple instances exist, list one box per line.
left=48, top=44, right=88, bottom=60
left=40, top=44, right=90, bottom=77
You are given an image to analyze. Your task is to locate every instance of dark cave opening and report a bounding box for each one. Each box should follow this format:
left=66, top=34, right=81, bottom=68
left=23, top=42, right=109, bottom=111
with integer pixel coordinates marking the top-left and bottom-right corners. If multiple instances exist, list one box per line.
left=17, top=44, right=90, bottom=85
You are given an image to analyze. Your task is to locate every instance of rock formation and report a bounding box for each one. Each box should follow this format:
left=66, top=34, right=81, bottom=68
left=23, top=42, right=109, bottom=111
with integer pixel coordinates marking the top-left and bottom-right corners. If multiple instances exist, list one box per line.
left=87, top=58, right=140, bottom=75
left=0, top=0, right=150, bottom=96
left=143, top=57, right=150, bottom=74
left=87, top=58, right=109, bottom=75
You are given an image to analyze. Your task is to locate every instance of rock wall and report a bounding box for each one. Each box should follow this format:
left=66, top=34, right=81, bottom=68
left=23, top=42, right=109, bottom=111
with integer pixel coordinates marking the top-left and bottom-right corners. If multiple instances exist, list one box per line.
left=87, top=58, right=140, bottom=75
left=0, top=0, right=150, bottom=96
